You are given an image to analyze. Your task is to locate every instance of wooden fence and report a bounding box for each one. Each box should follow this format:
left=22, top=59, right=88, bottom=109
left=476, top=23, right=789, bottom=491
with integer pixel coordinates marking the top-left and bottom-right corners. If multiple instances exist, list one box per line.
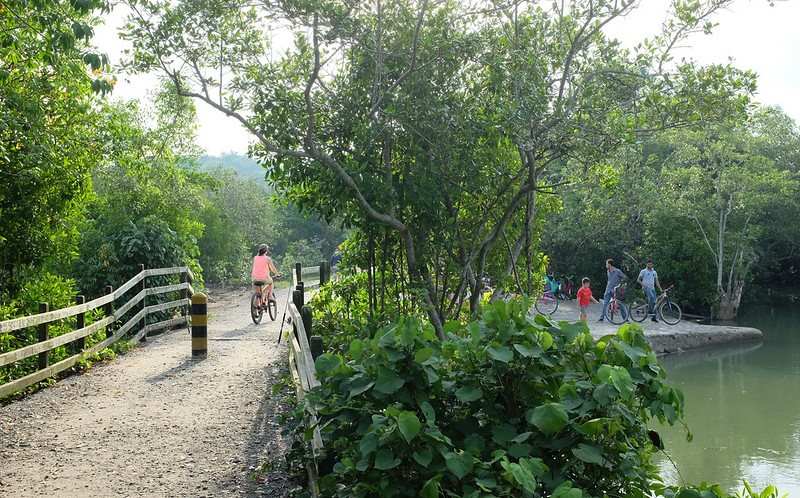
left=286, top=261, right=331, bottom=497
left=0, top=266, right=195, bottom=398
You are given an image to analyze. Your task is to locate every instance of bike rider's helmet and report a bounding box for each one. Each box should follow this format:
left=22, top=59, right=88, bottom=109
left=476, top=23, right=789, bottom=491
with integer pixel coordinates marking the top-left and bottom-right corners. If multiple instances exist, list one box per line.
left=258, top=244, right=268, bottom=255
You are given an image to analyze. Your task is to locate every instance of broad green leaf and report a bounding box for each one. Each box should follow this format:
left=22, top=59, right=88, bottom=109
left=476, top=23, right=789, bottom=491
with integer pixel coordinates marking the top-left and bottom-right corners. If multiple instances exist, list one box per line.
left=359, top=433, right=379, bottom=455
left=397, top=411, right=422, bottom=443
left=615, top=340, right=647, bottom=362
left=420, top=474, right=442, bottom=498
left=539, top=331, right=554, bottom=351
left=374, top=367, right=405, bottom=394
left=553, top=481, right=583, bottom=498
left=374, top=448, right=400, bottom=470
left=558, top=321, right=588, bottom=342
left=348, top=339, right=364, bottom=360
left=511, top=431, right=533, bottom=443
left=444, top=451, right=473, bottom=480
left=675, top=490, right=703, bottom=498
left=487, top=345, right=514, bottom=363
left=507, top=462, right=537, bottom=493
left=520, top=457, right=548, bottom=476
left=572, top=443, right=604, bottom=464
left=456, top=385, right=483, bottom=402
left=347, top=375, right=374, bottom=398
left=314, top=353, right=341, bottom=375
left=579, top=418, right=607, bottom=435
left=513, top=343, right=541, bottom=358
left=413, top=447, right=433, bottom=466
left=415, top=347, right=435, bottom=363
left=508, top=443, right=532, bottom=458
left=609, top=367, right=635, bottom=399
left=491, top=423, right=517, bottom=445
left=475, top=476, right=497, bottom=491
left=420, top=400, right=436, bottom=424
left=464, top=434, right=485, bottom=455
left=527, top=403, right=569, bottom=435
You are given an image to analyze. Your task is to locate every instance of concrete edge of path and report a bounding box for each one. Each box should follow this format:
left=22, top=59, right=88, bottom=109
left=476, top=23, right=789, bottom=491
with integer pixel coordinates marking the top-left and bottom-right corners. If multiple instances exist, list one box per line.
left=551, top=300, right=763, bottom=356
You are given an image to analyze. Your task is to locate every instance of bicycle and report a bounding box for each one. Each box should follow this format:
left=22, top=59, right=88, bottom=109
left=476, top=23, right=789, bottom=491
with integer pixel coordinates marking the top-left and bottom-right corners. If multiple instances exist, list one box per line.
left=605, top=284, right=628, bottom=325
left=629, top=285, right=682, bottom=325
left=251, top=275, right=282, bottom=325
left=534, top=288, right=559, bottom=315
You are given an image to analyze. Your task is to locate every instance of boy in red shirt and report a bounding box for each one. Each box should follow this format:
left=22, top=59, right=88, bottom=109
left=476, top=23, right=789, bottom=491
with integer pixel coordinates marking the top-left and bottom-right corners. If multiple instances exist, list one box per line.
left=576, top=277, right=599, bottom=322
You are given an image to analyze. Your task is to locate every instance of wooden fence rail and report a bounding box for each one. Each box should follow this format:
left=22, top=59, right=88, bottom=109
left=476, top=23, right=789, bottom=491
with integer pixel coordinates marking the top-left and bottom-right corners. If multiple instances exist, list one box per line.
left=286, top=261, right=331, bottom=497
left=0, top=266, right=195, bottom=398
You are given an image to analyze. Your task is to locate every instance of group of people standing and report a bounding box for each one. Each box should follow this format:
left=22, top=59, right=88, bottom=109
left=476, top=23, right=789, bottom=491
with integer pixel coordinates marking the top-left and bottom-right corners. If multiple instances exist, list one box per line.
left=575, top=258, right=664, bottom=323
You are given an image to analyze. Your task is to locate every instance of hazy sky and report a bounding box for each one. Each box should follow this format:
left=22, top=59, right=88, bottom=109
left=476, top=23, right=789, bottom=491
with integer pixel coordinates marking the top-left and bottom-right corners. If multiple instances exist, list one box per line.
left=94, top=0, right=800, bottom=156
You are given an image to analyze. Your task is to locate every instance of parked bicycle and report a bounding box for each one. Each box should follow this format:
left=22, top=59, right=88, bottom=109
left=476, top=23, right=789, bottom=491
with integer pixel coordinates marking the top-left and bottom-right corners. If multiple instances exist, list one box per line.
left=605, top=284, right=628, bottom=325
left=557, top=275, right=576, bottom=300
left=629, top=285, right=682, bottom=325
left=534, top=288, right=559, bottom=315
left=251, top=275, right=282, bottom=324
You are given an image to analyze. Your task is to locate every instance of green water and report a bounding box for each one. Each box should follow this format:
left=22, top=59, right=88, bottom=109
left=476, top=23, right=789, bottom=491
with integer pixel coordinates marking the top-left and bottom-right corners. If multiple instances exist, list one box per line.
left=656, top=304, right=800, bottom=493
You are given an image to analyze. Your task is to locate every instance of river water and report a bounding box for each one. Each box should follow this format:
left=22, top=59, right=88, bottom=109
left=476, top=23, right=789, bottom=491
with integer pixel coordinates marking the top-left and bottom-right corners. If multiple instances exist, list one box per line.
left=656, top=304, right=800, bottom=493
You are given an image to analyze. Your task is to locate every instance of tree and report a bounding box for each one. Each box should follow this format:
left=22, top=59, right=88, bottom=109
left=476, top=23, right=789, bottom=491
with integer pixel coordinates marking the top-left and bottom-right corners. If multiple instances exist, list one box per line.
left=76, top=94, right=211, bottom=293
left=658, top=125, right=796, bottom=319
left=123, top=0, right=755, bottom=337
left=0, top=0, right=112, bottom=291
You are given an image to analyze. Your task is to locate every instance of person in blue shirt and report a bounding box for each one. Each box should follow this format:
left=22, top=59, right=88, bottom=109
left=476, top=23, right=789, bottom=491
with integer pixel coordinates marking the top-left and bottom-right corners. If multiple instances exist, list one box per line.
left=637, top=258, right=663, bottom=322
left=599, top=258, right=626, bottom=322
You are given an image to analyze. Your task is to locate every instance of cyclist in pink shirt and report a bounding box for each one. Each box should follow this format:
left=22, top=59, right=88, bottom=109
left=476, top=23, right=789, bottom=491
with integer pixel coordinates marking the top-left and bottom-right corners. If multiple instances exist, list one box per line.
left=251, top=244, right=280, bottom=302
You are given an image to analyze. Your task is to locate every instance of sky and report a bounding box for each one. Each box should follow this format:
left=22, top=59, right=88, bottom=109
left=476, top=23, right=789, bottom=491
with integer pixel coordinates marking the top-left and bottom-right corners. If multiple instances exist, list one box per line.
left=94, top=0, right=800, bottom=156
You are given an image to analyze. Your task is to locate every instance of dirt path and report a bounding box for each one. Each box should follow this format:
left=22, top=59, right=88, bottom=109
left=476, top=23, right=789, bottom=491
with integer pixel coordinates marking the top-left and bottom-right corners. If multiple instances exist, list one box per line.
left=0, top=286, right=294, bottom=498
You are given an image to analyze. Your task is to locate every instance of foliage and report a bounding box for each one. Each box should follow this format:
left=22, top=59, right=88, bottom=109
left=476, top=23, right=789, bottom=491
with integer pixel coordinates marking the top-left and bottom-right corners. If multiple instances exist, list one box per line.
left=197, top=165, right=344, bottom=284
left=542, top=106, right=800, bottom=316
left=0, top=0, right=112, bottom=293
left=124, top=0, right=757, bottom=337
left=0, top=272, right=105, bottom=388
left=197, top=154, right=266, bottom=180
left=311, top=273, right=404, bottom=355
left=303, top=300, right=691, bottom=497
left=75, top=97, right=209, bottom=294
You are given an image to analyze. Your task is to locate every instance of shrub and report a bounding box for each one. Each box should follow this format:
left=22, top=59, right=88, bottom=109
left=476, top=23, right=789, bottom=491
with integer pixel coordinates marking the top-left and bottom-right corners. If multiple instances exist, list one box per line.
left=0, top=272, right=105, bottom=388
left=303, top=299, right=690, bottom=497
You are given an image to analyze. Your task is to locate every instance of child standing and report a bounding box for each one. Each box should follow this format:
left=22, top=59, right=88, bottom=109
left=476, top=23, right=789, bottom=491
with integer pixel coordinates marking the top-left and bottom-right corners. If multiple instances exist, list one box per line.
left=576, top=277, right=599, bottom=322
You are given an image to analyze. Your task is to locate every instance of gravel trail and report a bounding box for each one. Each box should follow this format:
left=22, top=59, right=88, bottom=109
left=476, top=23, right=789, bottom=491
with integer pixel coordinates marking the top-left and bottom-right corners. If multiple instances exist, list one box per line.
left=0, top=286, right=294, bottom=498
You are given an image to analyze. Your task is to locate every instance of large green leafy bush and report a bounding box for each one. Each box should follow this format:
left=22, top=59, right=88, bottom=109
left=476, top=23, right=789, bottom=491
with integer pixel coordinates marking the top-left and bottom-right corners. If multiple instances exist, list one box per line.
left=305, top=299, right=688, bottom=497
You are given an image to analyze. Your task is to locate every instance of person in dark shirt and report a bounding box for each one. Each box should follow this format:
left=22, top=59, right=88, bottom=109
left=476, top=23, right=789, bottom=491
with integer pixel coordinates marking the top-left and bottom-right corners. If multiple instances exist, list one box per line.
left=599, top=258, right=626, bottom=322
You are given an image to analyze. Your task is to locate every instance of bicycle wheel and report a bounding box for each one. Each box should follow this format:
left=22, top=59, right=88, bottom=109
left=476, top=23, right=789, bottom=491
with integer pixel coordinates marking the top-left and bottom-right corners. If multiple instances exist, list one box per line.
left=268, top=298, right=277, bottom=321
left=534, top=294, right=558, bottom=315
left=251, top=294, right=263, bottom=325
left=659, top=300, right=682, bottom=325
left=629, top=299, right=649, bottom=323
left=608, top=300, right=628, bottom=325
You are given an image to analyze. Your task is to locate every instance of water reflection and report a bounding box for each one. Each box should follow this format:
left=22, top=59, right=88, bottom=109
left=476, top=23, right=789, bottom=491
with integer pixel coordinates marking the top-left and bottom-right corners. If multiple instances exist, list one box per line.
left=655, top=305, right=800, bottom=493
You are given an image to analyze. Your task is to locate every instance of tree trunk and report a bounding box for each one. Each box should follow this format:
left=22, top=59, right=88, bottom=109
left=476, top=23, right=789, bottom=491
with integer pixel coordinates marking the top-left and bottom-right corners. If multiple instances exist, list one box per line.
left=716, top=279, right=744, bottom=320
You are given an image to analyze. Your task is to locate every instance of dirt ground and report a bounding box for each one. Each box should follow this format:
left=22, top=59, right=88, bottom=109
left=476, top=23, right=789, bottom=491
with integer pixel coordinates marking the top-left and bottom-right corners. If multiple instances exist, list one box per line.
left=0, top=286, right=297, bottom=498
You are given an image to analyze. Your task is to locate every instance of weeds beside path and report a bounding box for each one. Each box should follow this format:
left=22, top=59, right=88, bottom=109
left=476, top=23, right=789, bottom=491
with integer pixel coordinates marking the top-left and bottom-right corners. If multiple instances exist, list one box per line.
left=0, top=286, right=294, bottom=497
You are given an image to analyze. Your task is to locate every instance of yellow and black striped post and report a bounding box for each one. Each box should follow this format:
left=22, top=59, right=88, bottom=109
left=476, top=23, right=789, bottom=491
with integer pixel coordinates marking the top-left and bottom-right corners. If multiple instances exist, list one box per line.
left=191, top=293, right=208, bottom=357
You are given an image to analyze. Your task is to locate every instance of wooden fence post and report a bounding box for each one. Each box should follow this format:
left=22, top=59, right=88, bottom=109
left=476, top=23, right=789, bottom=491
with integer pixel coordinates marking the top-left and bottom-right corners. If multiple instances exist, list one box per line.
left=139, top=264, right=147, bottom=341
left=180, top=271, right=189, bottom=319
left=38, top=303, right=49, bottom=370
left=319, top=261, right=328, bottom=285
left=295, top=263, right=302, bottom=287
left=75, top=295, right=86, bottom=353
left=293, top=288, right=304, bottom=310
left=191, top=293, right=208, bottom=357
left=309, top=335, right=323, bottom=360
left=104, top=285, right=114, bottom=338
left=301, top=305, right=313, bottom=338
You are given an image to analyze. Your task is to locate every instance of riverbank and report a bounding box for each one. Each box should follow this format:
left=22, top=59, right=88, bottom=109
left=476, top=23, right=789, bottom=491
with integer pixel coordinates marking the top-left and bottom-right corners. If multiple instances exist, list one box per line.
left=550, top=300, right=763, bottom=355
